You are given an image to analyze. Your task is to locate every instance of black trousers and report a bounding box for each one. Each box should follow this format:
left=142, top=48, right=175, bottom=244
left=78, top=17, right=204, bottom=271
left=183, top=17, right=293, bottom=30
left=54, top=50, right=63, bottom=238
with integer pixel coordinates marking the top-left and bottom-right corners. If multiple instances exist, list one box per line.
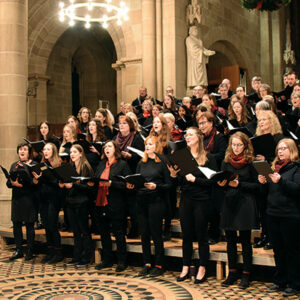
left=95, top=206, right=127, bottom=265
left=267, top=215, right=300, bottom=290
left=67, top=202, right=93, bottom=263
left=180, top=196, right=210, bottom=266
left=125, top=193, right=138, bottom=234
left=164, top=184, right=177, bottom=234
left=225, top=230, right=252, bottom=272
left=138, top=200, right=165, bottom=266
left=13, top=222, right=35, bottom=251
left=40, top=198, right=61, bottom=248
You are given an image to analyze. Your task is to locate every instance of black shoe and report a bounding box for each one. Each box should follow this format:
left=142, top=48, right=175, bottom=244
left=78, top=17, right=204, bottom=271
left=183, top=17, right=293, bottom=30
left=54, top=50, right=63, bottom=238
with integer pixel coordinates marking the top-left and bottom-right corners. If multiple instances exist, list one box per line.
left=76, top=261, right=90, bottom=268
left=95, top=261, right=113, bottom=270
left=163, top=233, right=171, bottom=242
left=35, top=222, right=44, bottom=230
left=263, top=242, right=273, bottom=250
left=194, top=272, right=207, bottom=284
left=208, top=238, right=218, bottom=245
left=139, top=265, right=151, bottom=276
left=149, top=267, right=164, bottom=277
left=41, top=251, right=54, bottom=264
left=48, top=251, right=64, bottom=264
left=222, top=272, right=239, bottom=286
left=115, top=264, right=127, bottom=272
left=177, top=272, right=190, bottom=282
left=239, top=273, right=250, bottom=289
left=283, top=287, right=298, bottom=297
left=9, top=250, right=23, bottom=261
left=25, top=249, right=34, bottom=261
left=253, top=236, right=267, bottom=248
left=267, top=284, right=285, bottom=292
left=66, top=260, right=80, bottom=266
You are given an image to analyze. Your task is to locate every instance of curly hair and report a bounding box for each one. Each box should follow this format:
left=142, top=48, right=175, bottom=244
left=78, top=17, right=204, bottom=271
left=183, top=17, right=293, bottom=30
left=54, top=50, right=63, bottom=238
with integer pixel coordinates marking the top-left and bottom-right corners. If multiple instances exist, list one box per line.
left=256, top=110, right=282, bottom=136
left=77, top=107, right=92, bottom=123
left=271, top=138, right=299, bottom=170
left=224, top=132, right=254, bottom=163
left=149, top=115, right=171, bottom=153
left=86, top=119, right=105, bottom=142
left=228, top=99, right=249, bottom=125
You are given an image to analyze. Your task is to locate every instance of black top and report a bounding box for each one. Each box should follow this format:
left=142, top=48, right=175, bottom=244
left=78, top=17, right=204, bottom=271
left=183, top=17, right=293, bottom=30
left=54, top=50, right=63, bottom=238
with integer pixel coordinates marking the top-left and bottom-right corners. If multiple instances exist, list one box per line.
left=178, top=153, right=218, bottom=201
left=95, top=159, right=131, bottom=211
left=64, top=165, right=94, bottom=205
left=220, top=161, right=259, bottom=230
left=264, top=162, right=300, bottom=219
left=203, top=131, right=227, bottom=168
left=217, top=97, right=230, bottom=110
left=7, top=161, right=37, bottom=223
left=136, top=158, right=171, bottom=203
left=103, top=126, right=113, bottom=140
left=79, top=122, right=88, bottom=134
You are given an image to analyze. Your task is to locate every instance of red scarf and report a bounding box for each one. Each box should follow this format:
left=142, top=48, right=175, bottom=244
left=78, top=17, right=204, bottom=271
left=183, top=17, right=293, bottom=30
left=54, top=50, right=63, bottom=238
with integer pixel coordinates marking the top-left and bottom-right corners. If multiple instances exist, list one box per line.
left=274, top=159, right=291, bottom=173
left=96, top=159, right=117, bottom=207
left=143, top=111, right=151, bottom=118
left=230, top=153, right=248, bottom=169
left=204, top=127, right=217, bottom=152
left=211, top=105, right=218, bottom=113
left=115, top=132, right=135, bottom=152
left=171, top=127, right=183, bottom=141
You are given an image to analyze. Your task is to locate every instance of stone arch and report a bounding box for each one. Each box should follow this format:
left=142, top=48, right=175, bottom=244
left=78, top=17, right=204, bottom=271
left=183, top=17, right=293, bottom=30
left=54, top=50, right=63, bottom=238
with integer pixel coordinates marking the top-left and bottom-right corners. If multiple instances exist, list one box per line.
left=28, top=0, right=136, bottom=75
left=204, top=25, right=257, bottom=78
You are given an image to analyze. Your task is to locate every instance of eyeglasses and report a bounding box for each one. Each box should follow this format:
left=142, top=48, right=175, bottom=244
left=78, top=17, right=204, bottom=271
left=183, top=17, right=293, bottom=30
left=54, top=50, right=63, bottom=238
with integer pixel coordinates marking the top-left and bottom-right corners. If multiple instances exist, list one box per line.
left=232, top=143, right=244, bottom=148
left=278, top=147, right=288, bottom=152
left=198, top=121, right=208, bottom=127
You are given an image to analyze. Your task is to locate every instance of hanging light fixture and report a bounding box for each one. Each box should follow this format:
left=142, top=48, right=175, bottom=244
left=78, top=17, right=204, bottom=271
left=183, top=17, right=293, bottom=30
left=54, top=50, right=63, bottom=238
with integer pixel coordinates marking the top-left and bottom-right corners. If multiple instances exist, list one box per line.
left=58, top=0, right=129, bottom=29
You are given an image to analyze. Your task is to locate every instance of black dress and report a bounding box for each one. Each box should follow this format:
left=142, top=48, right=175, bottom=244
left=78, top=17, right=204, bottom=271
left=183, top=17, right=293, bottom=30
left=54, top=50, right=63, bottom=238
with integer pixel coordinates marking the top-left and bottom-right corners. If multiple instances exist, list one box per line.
left=220, top=162, right=259, bottom=231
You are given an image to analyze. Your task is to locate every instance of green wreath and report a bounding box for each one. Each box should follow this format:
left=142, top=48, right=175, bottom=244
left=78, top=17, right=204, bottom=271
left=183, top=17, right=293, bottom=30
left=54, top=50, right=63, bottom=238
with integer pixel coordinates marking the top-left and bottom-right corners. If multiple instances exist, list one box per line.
left=241, top=0, right=291, bottom=11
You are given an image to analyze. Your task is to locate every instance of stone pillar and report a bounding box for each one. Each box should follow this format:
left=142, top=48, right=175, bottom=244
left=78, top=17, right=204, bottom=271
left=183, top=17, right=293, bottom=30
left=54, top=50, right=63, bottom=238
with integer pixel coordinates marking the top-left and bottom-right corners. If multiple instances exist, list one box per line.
left=0, top=0, right=28, bottom=226
left=260, top=11, right=273, bottom=87
left=142, top=0, right=157, bottom=97
left=271, top=10, right=285, bottom=91
left=28, top=74, right=49, bottom=126
left=156, top=0, right=163, bottom=101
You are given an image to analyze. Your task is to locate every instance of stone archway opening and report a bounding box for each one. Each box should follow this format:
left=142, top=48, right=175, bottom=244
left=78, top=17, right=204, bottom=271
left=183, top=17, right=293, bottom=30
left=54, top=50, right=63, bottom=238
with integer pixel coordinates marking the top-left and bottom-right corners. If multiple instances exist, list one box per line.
left=207, top=40, right=250, bottom=93
left=46, top=24, right=117, bottom=124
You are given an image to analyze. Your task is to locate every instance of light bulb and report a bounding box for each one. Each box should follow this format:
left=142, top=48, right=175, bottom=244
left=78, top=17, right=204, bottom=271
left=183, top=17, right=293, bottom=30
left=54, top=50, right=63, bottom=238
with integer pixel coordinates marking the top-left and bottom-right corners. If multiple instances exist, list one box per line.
left=85, top=22, right=91, bottom=28
left=59, top=2, right=64, bottom=8
left=103, top=22, right=108, bottom=28
left=69, top=19, right=75, bottom=26
left=59, top=15, right=65, bottom=22
left=117, top=19, right=122, bottom=25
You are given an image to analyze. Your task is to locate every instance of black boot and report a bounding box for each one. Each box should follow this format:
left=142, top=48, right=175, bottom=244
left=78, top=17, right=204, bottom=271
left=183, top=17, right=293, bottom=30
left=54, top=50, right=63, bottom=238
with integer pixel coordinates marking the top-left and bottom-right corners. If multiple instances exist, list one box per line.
left=239, top=273, right=250, bottom=289
left=48, top=249, right=64, bottom=264
left=253, top=234, right=267, bottom=248
left=41, top=247, right=55, bottom=263
left=222, top=271, right=239, bottom=286
left=25, top=248, right=34, bottom=261
left=9, top=249, right=23, bottom=261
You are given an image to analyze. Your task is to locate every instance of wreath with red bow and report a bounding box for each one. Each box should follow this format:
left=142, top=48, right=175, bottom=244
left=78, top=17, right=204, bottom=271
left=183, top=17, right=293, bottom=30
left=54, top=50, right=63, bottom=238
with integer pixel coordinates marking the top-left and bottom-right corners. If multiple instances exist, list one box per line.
left=241, top=0, right=291, bottom=11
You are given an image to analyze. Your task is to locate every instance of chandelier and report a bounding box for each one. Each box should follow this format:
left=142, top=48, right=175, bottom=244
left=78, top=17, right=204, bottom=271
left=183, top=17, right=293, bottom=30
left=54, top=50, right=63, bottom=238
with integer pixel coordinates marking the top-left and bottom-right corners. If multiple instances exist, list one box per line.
left=58, top=0, right=129, bottom=29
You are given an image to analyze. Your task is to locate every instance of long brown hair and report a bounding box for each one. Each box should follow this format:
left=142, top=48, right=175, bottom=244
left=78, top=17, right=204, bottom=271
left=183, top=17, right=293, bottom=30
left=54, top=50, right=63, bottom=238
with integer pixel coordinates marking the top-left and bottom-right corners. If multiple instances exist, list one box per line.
left=70, top=144, right=93, bottom=176
left=101, top=140, right=122, bottom=160
left=186, top=127, right=207, bottom=166
left=271, top=138, right=299, bottom=170
left=142, top=136, right=161, bottom=163
left=149, top=115, right=171, bottom=153
left=163, top=95, right=176, bottom=111
left=86, top=119, right=105, bottom=142
left=96, top=108, right=113, bottom=130
left=228, top=99, right=248, bottom=125
left=41, top=142, right=61, bottom=168
left=224, top=132, right=254, bottom=163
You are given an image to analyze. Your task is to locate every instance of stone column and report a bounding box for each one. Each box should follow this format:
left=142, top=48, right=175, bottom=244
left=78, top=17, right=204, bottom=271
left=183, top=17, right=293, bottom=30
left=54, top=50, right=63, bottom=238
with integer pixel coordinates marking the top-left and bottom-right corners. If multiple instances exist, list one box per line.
left=260, top=11, right=273, bottom=87
left=0, top=0, right=28, bottom=226
left=156, top=0, right=163, bottom=101
left=142, top=0, right=157, bottom=97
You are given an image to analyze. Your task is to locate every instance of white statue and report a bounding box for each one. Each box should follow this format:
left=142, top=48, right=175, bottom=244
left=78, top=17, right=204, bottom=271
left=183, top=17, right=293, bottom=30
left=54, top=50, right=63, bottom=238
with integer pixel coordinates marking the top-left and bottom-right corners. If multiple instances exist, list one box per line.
left=186, top=26, right=215, bottom=87
left=186, top=0, right=201, bottom=25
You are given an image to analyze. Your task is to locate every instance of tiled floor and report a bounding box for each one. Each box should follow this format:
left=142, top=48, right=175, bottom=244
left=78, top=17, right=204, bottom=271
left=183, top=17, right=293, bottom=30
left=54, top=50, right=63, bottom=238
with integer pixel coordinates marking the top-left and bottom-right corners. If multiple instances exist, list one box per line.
left=0, top=248, right=296, bottom=300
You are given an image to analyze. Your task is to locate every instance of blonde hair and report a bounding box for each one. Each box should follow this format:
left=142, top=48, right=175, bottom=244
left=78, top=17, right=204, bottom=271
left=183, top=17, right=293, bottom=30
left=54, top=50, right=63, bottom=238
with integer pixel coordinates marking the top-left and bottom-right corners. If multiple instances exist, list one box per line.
left=41, top=142, right=61, bottom=168
left=77, top=107, right=92, bottom=123
left=271, top=138, right=299, bottom=170
left=186, top=127, right=207, bottom=166
left=126, top=112, right=140, bottom=132
left=164, top=112, right=175, bottom=123
left=256, top=110, right=282, bottom=136
left=141, top=136, right=161, bottom=163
